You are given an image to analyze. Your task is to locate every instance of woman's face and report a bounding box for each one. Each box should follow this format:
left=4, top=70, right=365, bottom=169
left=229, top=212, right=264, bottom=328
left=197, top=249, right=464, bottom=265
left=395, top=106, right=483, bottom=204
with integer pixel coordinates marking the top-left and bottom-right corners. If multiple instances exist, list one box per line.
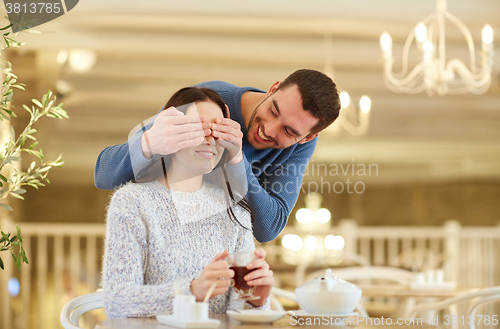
left=171, top=101, right=225, bottom=175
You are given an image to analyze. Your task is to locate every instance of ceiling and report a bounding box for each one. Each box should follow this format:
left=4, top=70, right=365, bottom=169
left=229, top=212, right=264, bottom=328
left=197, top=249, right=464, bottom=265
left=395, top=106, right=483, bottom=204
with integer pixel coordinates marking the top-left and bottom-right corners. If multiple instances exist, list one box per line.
left=9, top=0, right=500, bottom=186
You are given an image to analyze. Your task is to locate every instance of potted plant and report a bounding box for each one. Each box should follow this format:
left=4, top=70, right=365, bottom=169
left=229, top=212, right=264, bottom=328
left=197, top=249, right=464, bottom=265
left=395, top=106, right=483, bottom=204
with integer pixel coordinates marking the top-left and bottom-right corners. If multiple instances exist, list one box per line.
left=0, top=23, right=68, bottom=270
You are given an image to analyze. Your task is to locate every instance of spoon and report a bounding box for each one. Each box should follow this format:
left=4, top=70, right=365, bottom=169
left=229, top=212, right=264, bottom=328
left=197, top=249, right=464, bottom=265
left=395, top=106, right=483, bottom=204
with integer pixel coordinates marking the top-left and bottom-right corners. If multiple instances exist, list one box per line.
left=203, top=283, right=217, bottom=303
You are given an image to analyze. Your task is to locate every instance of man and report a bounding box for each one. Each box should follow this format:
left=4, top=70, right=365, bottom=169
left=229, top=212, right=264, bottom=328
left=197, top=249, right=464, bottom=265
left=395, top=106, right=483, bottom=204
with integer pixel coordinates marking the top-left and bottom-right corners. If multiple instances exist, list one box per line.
left=94, top=69, right=340, bottom=243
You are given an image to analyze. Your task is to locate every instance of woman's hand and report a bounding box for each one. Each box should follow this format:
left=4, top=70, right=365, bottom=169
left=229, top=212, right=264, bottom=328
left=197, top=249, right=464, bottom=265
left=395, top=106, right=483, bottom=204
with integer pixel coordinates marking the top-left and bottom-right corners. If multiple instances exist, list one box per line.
left=190, top=250, right=234, bottom=302
left=245, top=248, right=274, bottom=306
left=141, top=107, right=212, bottom=159
left=211, top=111, right=244, bottom=165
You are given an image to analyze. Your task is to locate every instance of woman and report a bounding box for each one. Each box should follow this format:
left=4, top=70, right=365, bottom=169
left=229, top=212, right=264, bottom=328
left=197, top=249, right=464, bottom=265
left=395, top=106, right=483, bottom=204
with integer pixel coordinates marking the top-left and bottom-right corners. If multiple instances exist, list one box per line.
left=102, top=87, right=274, bottom=319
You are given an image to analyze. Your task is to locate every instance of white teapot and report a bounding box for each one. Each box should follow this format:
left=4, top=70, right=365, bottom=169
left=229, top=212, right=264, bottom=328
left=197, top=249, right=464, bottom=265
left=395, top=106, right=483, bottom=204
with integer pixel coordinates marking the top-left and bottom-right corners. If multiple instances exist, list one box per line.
left=295, top=269, right=362, bottom=314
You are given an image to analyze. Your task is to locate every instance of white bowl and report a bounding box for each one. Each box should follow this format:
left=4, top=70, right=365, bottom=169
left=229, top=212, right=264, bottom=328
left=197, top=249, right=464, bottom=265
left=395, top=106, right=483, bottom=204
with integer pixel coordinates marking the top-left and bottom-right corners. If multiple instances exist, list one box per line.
left=295, top=269, right=362, bottom=314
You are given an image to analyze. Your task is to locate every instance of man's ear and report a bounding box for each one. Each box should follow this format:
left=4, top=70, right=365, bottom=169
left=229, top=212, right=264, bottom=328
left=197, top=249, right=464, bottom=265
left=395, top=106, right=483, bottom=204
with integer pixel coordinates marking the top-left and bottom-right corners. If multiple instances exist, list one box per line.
left=267, top=81, right=281, bottom=96
left=298, top=133, right=319, bottom=144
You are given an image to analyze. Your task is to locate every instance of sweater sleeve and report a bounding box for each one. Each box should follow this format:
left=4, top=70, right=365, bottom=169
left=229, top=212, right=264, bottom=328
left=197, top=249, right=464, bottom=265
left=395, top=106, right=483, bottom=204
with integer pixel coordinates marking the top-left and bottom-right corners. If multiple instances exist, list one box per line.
left=94, top=120, right=154, bottom=190
left=102, top=187, right=193, bottom=319
left=245, top=138, right=317, bottom=243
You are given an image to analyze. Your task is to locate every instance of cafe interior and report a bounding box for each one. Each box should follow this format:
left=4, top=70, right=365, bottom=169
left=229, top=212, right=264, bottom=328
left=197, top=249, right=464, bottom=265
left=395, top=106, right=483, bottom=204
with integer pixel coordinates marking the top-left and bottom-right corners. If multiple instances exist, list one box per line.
left=0, top=0, right=499, bottom=328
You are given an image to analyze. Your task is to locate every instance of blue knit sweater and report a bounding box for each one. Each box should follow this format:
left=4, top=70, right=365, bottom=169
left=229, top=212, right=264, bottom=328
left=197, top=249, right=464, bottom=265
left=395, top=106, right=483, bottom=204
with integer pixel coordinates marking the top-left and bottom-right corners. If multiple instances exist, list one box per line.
left=94, top=81, right=317, bottom=242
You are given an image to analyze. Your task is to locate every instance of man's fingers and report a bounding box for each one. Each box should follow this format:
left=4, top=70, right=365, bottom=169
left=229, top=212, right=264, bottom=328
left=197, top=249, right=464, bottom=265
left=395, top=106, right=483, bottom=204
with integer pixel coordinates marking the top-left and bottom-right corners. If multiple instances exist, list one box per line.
left=165, top=124, right=205, bottom=137
left=174, top=137, right=205, bottom=151
left=161, top=107, right=184, bottom=116
left=163, top=114, right=203, bottom=125
left=215, top=139, right=236, bottom=149
left=214, top=118, right=240, bottom=129
left=211, top=122, right=241, bottom=134
left=211, top=131, right=234, bottom=141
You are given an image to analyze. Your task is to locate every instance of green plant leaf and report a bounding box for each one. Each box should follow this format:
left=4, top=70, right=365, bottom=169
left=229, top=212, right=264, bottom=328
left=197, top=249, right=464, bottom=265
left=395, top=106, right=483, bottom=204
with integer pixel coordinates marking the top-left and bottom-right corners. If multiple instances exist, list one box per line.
left=10, top=193, right=24, bottom=200
left=0, top=24, right=13, bottom=31
left=32, top=99, right=43, bottom=108
left=28, top=141, right=39, bottom=150
left=0, top=203, right=13, bottom=211
left=4, top=156, right=21, bottom=165
left=23, top=104, right=32, bottom=115
left=0, top=257, right=4, bottom=270
left=21, top=248, right=28, bottom=264
left=15, top=253, right=21, bottom=269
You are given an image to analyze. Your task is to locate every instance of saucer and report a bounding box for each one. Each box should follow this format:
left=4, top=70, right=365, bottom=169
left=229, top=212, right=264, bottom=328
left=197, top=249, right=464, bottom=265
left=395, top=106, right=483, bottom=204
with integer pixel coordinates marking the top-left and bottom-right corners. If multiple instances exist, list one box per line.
left=156, top=315, right=220, bottom=328
left=227, top=310, right=287, bottom=323
left=290, top=310, right=358, bottom=319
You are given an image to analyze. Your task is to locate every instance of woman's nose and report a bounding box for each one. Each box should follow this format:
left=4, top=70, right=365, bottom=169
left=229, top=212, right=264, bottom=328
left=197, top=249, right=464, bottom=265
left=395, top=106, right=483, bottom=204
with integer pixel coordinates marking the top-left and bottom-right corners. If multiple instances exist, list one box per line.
left=205, top=134, right=216, bottom=145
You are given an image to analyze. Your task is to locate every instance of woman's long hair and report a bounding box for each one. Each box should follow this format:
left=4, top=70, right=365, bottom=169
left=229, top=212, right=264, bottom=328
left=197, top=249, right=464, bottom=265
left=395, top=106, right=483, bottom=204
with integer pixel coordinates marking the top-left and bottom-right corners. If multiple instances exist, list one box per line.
left=135, top=87, right=253, bottom=230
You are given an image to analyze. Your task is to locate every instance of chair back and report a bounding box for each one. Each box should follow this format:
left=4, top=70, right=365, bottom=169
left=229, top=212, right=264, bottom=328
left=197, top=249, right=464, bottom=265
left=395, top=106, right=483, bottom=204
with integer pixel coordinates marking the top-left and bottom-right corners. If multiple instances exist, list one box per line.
left=390, top=248, right=445, bottom=272
left=305, top=266, right=415, bottom=285
left=60, top=292, right=104, bottom=329
left=407, top=286, right=500, bottom=329
left=294, top=252, right=371, bottom=286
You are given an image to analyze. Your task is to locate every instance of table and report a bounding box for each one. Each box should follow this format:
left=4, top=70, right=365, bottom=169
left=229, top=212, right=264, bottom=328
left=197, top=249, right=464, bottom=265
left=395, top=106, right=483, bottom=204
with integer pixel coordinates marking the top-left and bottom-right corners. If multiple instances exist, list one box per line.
left=358, top=285, right=477, bottom=298
left=96, top=314, right=440, bottom=329
left=357, top=285, right=477, bottom=320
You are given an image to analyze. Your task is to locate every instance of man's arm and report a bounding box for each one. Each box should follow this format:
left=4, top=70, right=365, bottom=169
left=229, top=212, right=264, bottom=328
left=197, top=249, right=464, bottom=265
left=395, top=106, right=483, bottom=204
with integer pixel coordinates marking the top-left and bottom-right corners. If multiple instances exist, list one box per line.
left=244, top=139, right=317, bottom=243
left=94, top=107, right=211, bottom=190
left=94, top=125, right=149, bottom=190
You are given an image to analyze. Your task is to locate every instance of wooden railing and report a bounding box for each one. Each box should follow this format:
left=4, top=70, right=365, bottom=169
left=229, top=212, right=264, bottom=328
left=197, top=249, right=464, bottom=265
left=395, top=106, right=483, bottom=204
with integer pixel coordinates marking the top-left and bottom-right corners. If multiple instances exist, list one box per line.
left=267, top=220, right=500, bottom=289
left=1, top=220, right=499, bottom=329
left=0, top=223, right=105, bottom=329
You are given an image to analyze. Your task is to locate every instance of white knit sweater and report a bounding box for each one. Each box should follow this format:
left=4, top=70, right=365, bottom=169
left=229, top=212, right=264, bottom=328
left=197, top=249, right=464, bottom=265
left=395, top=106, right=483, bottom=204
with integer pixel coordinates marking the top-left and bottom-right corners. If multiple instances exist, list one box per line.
left=102, top=180, right=269, bottom=319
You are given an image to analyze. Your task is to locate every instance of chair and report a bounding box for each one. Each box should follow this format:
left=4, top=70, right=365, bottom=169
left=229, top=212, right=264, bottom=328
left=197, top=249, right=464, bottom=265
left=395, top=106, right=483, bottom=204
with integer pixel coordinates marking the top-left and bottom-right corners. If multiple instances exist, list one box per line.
left=294, top=252, right=371, bottom=287
left=390, top=248, right=446, bottom=272
left=61, top=292, right=104, bottom=329
left=305, top=266, right=415, bottom=285
left=407, top=286, right=500, bottom=329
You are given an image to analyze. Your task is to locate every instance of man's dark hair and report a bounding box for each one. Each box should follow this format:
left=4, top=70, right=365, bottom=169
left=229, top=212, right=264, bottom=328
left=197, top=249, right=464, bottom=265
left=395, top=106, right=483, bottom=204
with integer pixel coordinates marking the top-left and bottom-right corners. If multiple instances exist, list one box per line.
left=278, top=69, right=340, bottom=134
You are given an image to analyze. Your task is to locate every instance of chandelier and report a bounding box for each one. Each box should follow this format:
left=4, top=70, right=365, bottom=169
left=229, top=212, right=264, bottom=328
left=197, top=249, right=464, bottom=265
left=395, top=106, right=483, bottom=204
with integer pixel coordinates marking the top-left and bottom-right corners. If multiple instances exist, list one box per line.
left=281, top=193, right=345, bottom=266
left=327, top=91, right=371, bottom=137
left=379, top=0, right=494, bottom=96
left=323, top=34, right=371, bottom=137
